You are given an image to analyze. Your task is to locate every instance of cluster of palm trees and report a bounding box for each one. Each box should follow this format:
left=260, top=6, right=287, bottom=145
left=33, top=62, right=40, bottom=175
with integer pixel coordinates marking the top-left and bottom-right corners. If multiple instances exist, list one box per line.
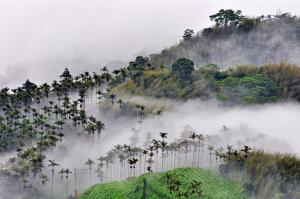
left=0, top=66, right=128, bottom=197
left=0, top=63, right=255, bottom=199
left=80, top=130, right=252, bottom=189
left=0, top=61, right=161, bottom=198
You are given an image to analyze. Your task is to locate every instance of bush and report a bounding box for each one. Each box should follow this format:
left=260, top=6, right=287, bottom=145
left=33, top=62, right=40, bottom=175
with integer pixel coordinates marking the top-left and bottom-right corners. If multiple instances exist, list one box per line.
left=216, top=74, right=280, bottom=104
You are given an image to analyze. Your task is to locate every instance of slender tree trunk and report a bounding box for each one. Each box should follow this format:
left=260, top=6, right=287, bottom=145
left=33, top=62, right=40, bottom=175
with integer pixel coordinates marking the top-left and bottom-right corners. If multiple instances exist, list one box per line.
left=161, top=150, right=164, bottom=172
left=209, top=154, right=212, bottom=169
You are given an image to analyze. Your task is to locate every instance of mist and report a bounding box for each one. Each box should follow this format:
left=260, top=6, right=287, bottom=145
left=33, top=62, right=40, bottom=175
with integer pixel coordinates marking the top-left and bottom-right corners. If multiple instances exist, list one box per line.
left=1, top=1, right=300, bottom=198
left=1, top=0, right=300, bottom=87
left=2, top=96, right=298, bottom=198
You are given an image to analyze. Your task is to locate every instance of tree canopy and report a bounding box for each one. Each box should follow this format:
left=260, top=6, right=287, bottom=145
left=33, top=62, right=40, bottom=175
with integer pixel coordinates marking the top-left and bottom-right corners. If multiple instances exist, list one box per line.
left=183, top=29, right=194, bottom=40
left=171, top=58, right=195, bottom=80
left=209, top=9, right=243, bottom=27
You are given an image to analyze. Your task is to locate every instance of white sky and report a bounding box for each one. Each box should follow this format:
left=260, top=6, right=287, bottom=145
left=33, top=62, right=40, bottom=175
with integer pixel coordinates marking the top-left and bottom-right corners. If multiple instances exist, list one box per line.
left=0, top=0, right=299, bottom=86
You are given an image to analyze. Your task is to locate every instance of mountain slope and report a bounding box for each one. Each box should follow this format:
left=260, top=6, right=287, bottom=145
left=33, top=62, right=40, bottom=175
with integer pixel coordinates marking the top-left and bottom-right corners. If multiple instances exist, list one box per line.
left=150, top=13, right=300, bottom=68
left=80, top=168, right=246, bottom=199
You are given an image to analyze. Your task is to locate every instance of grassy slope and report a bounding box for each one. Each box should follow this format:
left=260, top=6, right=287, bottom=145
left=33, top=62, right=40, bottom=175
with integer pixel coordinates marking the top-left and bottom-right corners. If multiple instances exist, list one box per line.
left=80, top=168, right=246, bottom=199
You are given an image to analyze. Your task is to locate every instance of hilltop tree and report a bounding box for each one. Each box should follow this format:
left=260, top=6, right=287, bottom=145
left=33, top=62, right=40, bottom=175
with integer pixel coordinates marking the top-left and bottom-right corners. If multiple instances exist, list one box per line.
left=209, top=9, right=243, bottom=27
left=171, top=58, right=195, bottom=81
left=60, top=68, right=73, bottom=81
left=183, top=29, right=194, bottom=40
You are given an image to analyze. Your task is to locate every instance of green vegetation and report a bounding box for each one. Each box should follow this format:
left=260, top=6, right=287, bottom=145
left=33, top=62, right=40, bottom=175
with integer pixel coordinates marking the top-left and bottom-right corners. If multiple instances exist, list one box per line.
left=112, top=61, right=300, bottom=104
left=171, top=58, right=195, bottom=81
left=209, top=9, right=243, bottom=28
left=80, top=168, right=246, bottom=199
left=2, top=9, right=300, bottom=199
left=221, top=151, right=300, bottom=198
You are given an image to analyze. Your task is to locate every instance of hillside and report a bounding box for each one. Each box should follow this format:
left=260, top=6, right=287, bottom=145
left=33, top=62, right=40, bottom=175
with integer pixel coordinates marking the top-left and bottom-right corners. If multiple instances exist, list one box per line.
left=111, top=62, right=300, bottom=104
left=80, top=168, right=246, bottom=199
left=150, top=12, right=300, bottom=68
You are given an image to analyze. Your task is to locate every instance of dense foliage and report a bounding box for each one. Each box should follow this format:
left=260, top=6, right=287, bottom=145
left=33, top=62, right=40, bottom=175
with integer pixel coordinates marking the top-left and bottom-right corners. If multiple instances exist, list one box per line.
left=112, top=60, right=300, bottom=104
left=80, top=168, right=246, bottom=199
left=221, top=151, right=300, bottom=199
left=1, top=9, right=300, bottom=199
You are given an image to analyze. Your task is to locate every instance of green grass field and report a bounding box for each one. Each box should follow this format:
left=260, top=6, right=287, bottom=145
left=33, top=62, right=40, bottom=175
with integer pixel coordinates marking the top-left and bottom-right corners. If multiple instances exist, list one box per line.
left=80, top=168, right=246, bottom=199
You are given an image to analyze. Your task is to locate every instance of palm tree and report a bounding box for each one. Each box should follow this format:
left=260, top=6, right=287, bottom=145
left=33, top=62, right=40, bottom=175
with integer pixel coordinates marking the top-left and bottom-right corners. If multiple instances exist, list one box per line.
left=109, top=94, right=116, bottom=104
left=156, top=110, right=162, bottom=116
left=214, top=149, right=220, bottom=167
left=139, top=105, right=145, bottom=121
left=96, top=90, right=103, bottom=101
left=151, top=139, right=161, bottom=171
left=160, top=140, right=168, bottom=172
left=48, top=159, right=59, bottom=195
left=135, top=104, right=145, bottom=122
left=142, top=150, right=148, bottom=173
left=189, top=133, right=197, bottom=167
left=241, top=145, right=251, bottom=159
left=208, top=145, right=214, bottom=169
left=95, top=167, right=105, bottom=184
left=85, top=159, right=95, bottom=184
left=64, top=169, right=72, bottom=198
left=97, top=156, right=106, bottom=182
left=180, top=139, right=190, bottom=167
left=40, top=174, right=49, bottom=199
left=241, top=145, right=251, bottom=179
left=128, top=157, right=138, bottom=177
left=159, top=132, right=168, bottom=141
left=197, top=134, right=204, bottom=167
left=65, top=168, right=72, bottom=178
left=58, top=169, right=65, bottom=180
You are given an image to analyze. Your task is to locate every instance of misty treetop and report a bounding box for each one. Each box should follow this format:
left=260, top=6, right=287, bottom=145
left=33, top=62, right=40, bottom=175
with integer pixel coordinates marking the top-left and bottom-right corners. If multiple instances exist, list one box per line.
left=209, top=9, right=243, bottom=28
left=150, top=9, right=300, bottom=68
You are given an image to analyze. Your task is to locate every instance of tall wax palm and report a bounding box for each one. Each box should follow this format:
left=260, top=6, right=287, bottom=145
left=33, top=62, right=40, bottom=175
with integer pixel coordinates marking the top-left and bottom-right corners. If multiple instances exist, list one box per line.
left=48, top=159, right=59, bottom=195
left=180, top=139, right=190, bottom=167
left=139, top=105, right=145, bottom=121
left=241, top=145, right=251, bottom=179
left=160, top=140, right=168, bottom=171
left=95, top=167, right=105, bottom=184
left=208, top=145, right=214, bottom=169
left=95, top=121, right=105, bottom=142
left=214, top=149, right=220, bottom=167
left=85, top=159, right=95, bottom=184
left=128, top=157, right=138, bottom=177
left=156, top=110, right=162, bottom=116
left=40, top=174, right=49, bottom=199
left=197, top=134, right=204, bottom=167
left=58, top=169, right=65, bottom=180
left=142, top=150, right=148, bottom=173
left=189, top=132, right=197, bottom=167
left=232, top=150, right=240, bottom=178
left=64, top=168, right=72, bottom=198
left=109, top=94, right=116, bottom=104
left=151, top=139, right=161, bottom=171
left=97, top=157, right=106, bottom=182
left=159, top=132, right=168, bottom=171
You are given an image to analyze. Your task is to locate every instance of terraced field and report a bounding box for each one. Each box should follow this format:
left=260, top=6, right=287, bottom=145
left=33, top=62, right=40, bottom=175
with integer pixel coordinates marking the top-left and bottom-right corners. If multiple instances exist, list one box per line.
left=80, top=168, right=246, bottom=199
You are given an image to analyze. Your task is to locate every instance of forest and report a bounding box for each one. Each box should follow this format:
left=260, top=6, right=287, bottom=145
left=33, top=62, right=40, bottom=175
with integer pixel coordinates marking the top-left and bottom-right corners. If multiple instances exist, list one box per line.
left=0, top=8, right=300, bottom=199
